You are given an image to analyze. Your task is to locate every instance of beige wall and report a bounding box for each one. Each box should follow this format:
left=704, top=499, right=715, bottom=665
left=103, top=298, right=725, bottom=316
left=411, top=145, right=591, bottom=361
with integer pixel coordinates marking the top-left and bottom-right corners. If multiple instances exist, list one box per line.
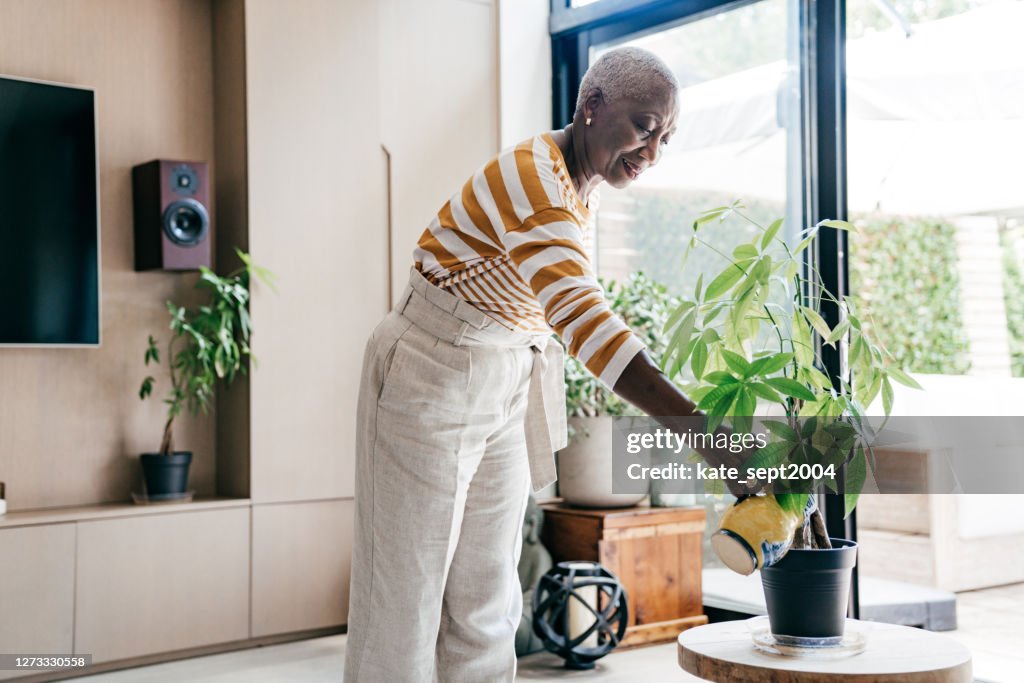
left=380, top=0, right=501, bottom=307
left=499, top=0, right=552, bottom=148
left=0, top=0, right=220, bottom=510
left=245, top=0, right=386, bottom=503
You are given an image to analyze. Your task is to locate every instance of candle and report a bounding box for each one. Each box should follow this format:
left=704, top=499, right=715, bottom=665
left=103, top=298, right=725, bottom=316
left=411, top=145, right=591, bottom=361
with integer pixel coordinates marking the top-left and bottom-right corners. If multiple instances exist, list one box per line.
left=566, top=562, right=598, bottom=648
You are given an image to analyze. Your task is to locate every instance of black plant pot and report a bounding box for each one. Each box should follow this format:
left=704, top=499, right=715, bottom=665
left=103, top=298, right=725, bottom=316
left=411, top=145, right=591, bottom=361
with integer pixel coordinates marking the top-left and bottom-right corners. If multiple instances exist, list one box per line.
left=760, top=538, right=857, bottom=642
left=139, top=451, right=192, bottom=496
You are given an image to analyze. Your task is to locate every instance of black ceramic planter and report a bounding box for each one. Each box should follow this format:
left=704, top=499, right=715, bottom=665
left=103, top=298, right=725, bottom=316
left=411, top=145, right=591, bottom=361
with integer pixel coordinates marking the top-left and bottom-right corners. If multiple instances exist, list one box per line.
left=139, top=451, right=192, bottom=496
left=760, top=538, right=857, bottom=642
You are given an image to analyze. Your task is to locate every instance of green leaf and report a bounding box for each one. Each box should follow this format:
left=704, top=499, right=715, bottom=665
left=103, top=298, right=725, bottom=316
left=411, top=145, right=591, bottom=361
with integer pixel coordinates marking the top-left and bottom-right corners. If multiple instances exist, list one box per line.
left=761, top=218, right=784, bottom=250
left=697, top=382, right=740, bottom=413
left=669, top=337, right=697, bottom=380
left=663, top=300, right=695, bottom=334
left=703, top=303, right=727, bottom=326
left=762, top=419, right=799, bottom=442
left=747, top=352, right=793, bottom=377
left=801, top=306, right=833, bottom=341
left=801, top=366, right=833, bottom=391
left=858, top=371, right=883, bottom=409
left=881, top=375, right=894, bottom=416
left=693, top=207, right=728, bottom=230
left=744, top=441, right=794, bottom=470
left=730, top=285, right=757, bottom=333
left=888, top=367, right=922, bottom=390
left=691, top=339, right=709, bottom=380
left=663, top=309, right=698, bottom=377
left=792, top=310, right=814, bottom=366
left=793, top=232, right=816, bottom=255
left=801, top=415, right=819, bottom=438
left=705, top=260, right=752, bottom=300
left=703, top=370, right=739, bottom=385
left=825, top=319, right=851, bottom=346
left=844, top=446, right=867, bottom=518
left=849, top=334, right=866, bottom=367
left=764, top=377, right=817, bottom=402
left=694, top=273, right=704, bottom=302
left=820, top=219, right=855, bottom=232
left=775, top=492, right=809, bottom=516
left=733, top=387, right=756, bottom=433
left=732, top=244, right=758, bottom=261
left=721, top=349, right=751, bottom=377
left=748, top=381, right=783, bottom=403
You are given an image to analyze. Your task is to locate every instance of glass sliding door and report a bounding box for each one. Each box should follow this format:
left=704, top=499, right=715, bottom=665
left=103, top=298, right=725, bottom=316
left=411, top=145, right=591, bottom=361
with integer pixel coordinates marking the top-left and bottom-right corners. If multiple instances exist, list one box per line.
left=844, top=2, right=1024, bottom=680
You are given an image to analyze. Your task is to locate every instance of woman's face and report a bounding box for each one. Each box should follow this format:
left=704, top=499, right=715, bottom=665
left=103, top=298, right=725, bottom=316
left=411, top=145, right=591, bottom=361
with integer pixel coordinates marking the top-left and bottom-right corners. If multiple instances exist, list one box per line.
left=584, top=88, right=678, bottom=189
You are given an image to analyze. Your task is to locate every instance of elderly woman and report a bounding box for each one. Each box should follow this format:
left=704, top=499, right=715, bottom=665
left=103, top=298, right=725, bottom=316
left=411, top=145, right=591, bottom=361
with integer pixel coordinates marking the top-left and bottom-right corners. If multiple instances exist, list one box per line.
left=344, top=47, right=704, bottom=682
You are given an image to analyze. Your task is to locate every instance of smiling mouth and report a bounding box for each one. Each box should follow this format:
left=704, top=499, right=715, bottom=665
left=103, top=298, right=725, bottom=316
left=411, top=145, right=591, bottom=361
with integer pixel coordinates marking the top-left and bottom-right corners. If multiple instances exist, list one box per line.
left=622, top=158, right=642, bottom=179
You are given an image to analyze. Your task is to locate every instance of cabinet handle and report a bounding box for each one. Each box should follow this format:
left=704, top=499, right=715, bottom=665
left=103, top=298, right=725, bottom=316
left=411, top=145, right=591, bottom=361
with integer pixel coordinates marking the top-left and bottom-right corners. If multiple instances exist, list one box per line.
left=382, top=144, right=393, bottom=312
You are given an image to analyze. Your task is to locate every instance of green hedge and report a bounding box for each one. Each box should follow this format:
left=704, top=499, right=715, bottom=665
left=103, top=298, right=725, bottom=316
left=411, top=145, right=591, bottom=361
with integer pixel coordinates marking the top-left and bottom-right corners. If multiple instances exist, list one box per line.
left=847, top=214, right=971, bottom=375
left=1001, top=224, right=1024, bottom=377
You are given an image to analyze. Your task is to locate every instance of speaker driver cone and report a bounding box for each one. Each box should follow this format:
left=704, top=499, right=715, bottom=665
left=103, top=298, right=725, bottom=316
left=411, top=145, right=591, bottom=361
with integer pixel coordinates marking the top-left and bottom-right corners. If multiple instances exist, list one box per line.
left=162, top=198, right=209, bottom=247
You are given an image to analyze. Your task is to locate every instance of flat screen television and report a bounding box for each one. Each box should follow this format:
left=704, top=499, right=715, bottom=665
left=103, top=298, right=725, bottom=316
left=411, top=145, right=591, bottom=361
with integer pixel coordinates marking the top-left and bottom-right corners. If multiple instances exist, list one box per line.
left=0, top=75, right=100, bottom=346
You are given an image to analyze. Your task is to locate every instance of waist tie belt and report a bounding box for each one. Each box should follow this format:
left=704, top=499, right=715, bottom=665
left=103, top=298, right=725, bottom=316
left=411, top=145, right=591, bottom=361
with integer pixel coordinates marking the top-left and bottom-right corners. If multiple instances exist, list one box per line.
left=396, top=267, right=567, bottom=493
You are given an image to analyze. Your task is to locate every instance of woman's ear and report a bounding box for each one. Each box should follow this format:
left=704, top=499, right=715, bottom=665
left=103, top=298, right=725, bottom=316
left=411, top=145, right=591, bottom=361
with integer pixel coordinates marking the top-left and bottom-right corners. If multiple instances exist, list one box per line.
left=582, top=88, right=604, bottom=123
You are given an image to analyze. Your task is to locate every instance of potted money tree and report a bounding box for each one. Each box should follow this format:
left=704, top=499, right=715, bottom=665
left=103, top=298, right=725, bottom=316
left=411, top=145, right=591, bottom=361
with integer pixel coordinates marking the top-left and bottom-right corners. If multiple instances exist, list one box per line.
left=661, top=202, right=920, bottom=641
left=137, top=249, right=275, bottom=500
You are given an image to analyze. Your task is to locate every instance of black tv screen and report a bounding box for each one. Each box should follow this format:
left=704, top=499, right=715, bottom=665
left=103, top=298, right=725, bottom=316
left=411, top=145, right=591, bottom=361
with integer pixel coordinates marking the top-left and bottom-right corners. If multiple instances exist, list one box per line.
left=0, top=75, right=99, bottom=345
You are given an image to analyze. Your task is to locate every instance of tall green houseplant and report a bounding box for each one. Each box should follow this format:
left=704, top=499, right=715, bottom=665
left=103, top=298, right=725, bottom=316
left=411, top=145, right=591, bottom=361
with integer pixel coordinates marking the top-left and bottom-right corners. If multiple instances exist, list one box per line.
left=662, top=202, right=920, bottom=524
left=139, top=249, right=275, bottom=455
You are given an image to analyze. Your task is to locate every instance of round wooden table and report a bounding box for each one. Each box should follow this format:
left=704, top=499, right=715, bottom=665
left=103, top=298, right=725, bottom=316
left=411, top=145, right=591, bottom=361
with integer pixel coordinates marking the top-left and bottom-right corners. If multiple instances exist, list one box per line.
left=678, top=619, right=972, bottom=682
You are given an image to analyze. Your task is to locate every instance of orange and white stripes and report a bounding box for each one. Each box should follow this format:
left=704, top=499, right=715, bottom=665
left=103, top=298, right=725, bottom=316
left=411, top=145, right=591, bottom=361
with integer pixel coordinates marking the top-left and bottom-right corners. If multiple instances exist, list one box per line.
left=413, top=133, right=644, bottom=388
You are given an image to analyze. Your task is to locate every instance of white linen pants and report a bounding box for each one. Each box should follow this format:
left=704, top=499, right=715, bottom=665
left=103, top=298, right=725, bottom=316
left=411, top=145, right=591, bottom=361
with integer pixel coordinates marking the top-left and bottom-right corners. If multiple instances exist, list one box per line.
left=343, top=275, right=545, bottom=682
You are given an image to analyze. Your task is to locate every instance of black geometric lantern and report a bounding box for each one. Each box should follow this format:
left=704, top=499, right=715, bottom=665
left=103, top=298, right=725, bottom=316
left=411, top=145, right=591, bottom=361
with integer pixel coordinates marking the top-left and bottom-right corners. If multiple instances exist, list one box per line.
left=531, top=561, right=629, bottom=670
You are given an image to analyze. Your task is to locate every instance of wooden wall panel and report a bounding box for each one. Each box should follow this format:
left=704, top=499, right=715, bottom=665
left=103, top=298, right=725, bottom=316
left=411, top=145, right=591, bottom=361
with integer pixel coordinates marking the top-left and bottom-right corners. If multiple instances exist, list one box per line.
left=212, top=0, right=251, bottom=499
left=74, top=508, right=250, bottom=662
left=251, top=499, right=354, bottom=637
left=0, top=0, right=217, bottom=510
left=245, top=0, right=386, bottom=503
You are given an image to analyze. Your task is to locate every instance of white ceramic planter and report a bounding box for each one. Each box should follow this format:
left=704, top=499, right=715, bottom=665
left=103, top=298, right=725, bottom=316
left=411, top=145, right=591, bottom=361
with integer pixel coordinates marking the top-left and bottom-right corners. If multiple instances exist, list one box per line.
left=557, top=416, right=648, bottom=508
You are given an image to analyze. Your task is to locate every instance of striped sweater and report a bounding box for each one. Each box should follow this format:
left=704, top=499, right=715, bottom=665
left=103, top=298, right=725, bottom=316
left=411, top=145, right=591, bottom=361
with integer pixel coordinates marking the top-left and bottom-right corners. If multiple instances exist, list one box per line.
left=413, top=133, right=644, bottom=388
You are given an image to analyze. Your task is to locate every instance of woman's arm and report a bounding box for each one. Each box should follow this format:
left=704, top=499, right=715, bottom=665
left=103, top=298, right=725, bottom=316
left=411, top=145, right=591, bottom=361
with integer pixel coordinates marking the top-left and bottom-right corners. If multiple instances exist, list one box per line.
left=612, top=350, right=757, bottom=495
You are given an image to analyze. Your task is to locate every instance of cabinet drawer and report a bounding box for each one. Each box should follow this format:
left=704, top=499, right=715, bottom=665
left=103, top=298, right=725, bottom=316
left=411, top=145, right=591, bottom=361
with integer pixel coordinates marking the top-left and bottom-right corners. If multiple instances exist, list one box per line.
left=0, top=524, right=75, bottom=680
left=74, top=508, right=249, bottom=662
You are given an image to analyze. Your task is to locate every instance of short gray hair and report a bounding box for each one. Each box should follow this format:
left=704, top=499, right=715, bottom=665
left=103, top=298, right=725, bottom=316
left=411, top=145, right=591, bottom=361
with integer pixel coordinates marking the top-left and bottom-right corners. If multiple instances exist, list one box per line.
left=575, top=46, right=679, bottom=114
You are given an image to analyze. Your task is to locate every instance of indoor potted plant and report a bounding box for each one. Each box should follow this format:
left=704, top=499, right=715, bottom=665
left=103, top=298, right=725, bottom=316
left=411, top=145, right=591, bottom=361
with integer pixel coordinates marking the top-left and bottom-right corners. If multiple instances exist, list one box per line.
left=559, top=271, right=681, bottom=507
left=661, top=202, right=920, bottom=640
left=137, top=249, right=274, bottom=499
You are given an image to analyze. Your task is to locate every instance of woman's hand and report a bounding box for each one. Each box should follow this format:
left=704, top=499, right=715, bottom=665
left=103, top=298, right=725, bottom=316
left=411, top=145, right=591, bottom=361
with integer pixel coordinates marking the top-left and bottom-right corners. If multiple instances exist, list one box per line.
left=613, top=351, right=761, bottom=497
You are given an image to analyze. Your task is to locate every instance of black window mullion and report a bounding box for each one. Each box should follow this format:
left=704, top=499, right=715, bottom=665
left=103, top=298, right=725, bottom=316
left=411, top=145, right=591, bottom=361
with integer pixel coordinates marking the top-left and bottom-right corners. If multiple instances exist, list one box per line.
left=803, top=0, right=858, bottom=619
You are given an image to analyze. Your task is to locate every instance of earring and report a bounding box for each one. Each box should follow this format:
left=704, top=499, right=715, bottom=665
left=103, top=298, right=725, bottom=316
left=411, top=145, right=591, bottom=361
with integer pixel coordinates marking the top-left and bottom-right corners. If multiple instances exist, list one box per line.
left=585, top=117, right=592, bottom=126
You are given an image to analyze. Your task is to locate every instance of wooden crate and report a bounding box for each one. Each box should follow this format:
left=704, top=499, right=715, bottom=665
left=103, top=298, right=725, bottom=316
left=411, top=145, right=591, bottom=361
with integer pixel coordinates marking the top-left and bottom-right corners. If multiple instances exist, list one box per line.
left=540, top=503, right=708, bottom=647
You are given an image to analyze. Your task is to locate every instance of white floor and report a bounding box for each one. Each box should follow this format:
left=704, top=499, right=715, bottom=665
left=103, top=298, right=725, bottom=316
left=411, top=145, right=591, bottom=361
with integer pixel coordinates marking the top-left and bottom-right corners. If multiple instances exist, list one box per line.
left=74, top=634, right=697, bottom=683
left=75, top=582, right=1024, bottom=683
